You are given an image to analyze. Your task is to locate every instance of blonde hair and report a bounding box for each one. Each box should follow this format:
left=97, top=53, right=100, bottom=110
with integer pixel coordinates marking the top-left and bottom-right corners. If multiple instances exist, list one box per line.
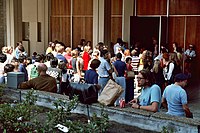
left=124, top=49, right=130, bottom=56
left=2, top=47, right=8, bottom=54
left=170, top=52, right=179, bottom=65
left=152, top=59, right=161, bottom=73
left=71, top=49, right=78, bottom=57
left=65, top=47, right=72, bottom=54
left=84, top=45, right=90, bottom=52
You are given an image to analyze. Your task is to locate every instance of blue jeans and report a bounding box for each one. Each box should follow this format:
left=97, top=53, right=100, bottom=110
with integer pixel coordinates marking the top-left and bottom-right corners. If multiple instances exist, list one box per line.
left=0, top=76, right=5, bottom=84
left=115, top=77, right=126, bottom=105
left=98, top=77, right=109, bottom=94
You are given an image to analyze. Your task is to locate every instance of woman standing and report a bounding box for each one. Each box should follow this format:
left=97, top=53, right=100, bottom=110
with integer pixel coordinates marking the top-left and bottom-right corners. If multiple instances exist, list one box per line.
left=82, top=46, right=91, bottom=72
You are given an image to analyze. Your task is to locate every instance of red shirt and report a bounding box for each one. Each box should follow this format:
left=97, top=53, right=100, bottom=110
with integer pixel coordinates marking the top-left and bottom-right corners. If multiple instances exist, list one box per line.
left=82, top=52, right=91, bottom=71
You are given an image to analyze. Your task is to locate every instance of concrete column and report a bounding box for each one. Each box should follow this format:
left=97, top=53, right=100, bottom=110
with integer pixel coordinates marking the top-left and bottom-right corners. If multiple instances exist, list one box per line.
left=122, top=0, right=134, bottom=47
left=6, top=0, right=22, bottom=47
left=14, top=0, right=22, bottom=43
left=98, top=0, right=105, bottom=43
left=104, top=0, right=111, bottom=50
left=93, top=0, right=110, bottom=48
left=93, top=0, right=117, bottom=51
left=93, top=0, right=99, bottom=48
left=44, top=0, right=49, bottom=50
left=0, top=0, right=6, bottom=48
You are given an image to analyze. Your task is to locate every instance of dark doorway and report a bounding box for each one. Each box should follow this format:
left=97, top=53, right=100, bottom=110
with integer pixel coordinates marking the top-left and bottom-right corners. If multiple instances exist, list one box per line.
left=130, top=16, right=160, bottom=51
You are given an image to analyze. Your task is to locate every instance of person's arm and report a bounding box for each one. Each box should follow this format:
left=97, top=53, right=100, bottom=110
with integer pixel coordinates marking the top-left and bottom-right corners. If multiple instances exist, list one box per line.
left=18, top=80, right=34, bottom=89
left=112, top=64, right=118, bottom=76
left=161, top=97, right=168, bottom=109
left=93, top=73, right=98, bottom=84
left=131, top=102, right=159, bottom=112
left=183, top=104, right=193, bottom=118
left=132, top=85, right=161, bottom=112
left=105, top=61, right=113, bottom=74
left=129, top=98, right=139, bottom=104
left=191, top=51, right=196, bottom=58
left=76, top=58, right=82, bottom=77
left=167, top=63, right=174, bottom=80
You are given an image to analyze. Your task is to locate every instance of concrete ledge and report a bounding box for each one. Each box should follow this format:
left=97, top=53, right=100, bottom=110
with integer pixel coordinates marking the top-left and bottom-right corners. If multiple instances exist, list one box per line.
left=3, top=88, right=200, bottom=133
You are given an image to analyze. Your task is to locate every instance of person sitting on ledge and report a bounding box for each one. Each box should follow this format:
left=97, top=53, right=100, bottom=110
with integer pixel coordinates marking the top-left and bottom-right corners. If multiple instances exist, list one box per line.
left=129, top=69, right=161, bottom=112
left=161, top=73, right=193, bottom=118
left=18, top=63, right=57, bottom=93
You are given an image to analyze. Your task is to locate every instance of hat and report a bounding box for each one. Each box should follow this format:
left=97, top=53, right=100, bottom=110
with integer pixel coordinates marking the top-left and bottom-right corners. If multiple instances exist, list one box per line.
left=175, top=73, right=188, bottom=81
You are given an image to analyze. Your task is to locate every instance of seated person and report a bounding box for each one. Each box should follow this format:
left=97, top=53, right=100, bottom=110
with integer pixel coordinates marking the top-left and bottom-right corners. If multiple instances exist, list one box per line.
left=4, top=64, right=15, bottom=73
left=0, top=53, right=7, bottom=84
left=18, top=55, right=28, bottom=81
left=46, top=57, right=62, bottom=93
left=18, top=63, right=57, bottom=93
left=46, top=57, right=62, bottom=81
left=162, top=73, right=193, bottom=118
left=129, top=69, right=161, bottom=112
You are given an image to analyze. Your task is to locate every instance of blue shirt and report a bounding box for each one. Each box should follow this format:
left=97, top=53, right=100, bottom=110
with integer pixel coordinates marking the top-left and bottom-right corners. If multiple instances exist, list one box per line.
left=97, top=57, right=111, bottom=78
left=56, top=54, right=67, bottom=63
left=19, top=63, right=28, bottom=81
left=163, top=84, right=187, bottom=116
left=113, top=60, right=127, bottom=77
left=139, top=84, right=161, bottom=110
left=184, top=49, right=196, bottom=58
left=84, top=69, right=98, bottom=84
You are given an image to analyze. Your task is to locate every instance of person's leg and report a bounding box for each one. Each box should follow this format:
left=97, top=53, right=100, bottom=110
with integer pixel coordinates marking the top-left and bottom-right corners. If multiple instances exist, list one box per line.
left=98, top=77, right=109, bottom=95
left=125, top=78, right=134, bottom=103
left=0, top=76, right=5, bottom=84
left=115, top=77, right=126, bottom=105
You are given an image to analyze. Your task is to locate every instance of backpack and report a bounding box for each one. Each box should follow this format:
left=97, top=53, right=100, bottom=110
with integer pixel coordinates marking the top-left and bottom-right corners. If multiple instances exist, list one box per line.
left=30, top=65, right=39, bottom=79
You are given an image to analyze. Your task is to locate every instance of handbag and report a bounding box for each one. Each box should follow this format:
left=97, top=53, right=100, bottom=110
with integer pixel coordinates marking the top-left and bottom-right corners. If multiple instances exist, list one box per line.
left=126, top=71, right=135, bottom=78
left=98, top=79, right=124, bottom=106
left=67, top=82, right=99, bottom=104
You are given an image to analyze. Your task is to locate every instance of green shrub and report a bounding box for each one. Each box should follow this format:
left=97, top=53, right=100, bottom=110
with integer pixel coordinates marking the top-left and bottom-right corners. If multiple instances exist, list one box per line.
left=0, top=90, right=109, bottom=132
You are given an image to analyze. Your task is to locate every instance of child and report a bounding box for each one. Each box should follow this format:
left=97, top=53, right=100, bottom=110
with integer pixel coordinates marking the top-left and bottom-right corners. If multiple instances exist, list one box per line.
left=58, top=61, right=70, bottom=94
left=18, top=55, right=28, bottom=81
left=84, top=59, right=101, bottom=84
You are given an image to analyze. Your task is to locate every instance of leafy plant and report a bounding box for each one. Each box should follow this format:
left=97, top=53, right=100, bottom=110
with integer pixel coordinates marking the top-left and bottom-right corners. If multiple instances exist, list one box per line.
left=161, top=126, right=175, bottom=133
left=0, top=90, right=110, bottom=133
left=0, top=84, right=6, bottom=97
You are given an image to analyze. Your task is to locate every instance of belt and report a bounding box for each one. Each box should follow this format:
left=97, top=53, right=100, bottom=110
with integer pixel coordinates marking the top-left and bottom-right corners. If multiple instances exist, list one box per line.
left=99, top=76, right=109, bottom=78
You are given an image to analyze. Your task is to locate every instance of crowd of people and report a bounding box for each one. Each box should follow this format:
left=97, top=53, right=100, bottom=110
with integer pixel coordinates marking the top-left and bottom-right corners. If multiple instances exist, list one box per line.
left=0, top=38, right=196, bottom=118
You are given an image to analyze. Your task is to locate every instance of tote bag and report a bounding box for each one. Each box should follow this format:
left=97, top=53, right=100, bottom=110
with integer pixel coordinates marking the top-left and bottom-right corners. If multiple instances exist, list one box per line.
left=98, top=79, right=124, bottom=106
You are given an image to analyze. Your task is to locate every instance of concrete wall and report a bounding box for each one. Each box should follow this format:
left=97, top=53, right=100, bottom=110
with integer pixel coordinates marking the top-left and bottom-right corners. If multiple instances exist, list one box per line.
left=22, top=0, right=49, bottom=55
left=3, top=88, right=200, bottom=133
left=0, top=0, right=6, bottom=49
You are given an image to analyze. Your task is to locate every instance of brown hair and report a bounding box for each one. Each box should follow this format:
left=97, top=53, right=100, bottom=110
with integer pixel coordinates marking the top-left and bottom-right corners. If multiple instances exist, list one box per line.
left=139, top=69, right=155, bottom=86
left=162, top=53, right=169, bottom=61
left=90, top=59, right=101, bottom=70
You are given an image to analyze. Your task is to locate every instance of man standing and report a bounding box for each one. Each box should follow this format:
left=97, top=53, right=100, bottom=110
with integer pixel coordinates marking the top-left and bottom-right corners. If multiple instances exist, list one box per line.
left=113, top=38, right=122, bottom=55
left=129, top=69, right=161, bottom=112
left=184, top=44, right=196, bottom=76
left=162, top=73, right=193, bottom=118
left=18, top=63, right=57, bottom=93
left=97, top=49, right=112, bottom=93
left=113, top=53, right=127, bottom=104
